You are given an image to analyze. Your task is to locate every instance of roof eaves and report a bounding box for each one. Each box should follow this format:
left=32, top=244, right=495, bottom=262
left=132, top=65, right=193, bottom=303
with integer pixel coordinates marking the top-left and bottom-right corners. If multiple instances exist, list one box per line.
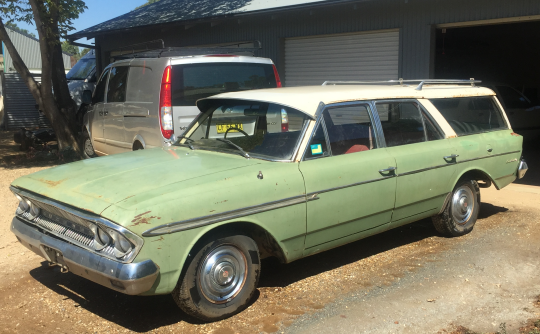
left=68, top=0, right=373, bottom=40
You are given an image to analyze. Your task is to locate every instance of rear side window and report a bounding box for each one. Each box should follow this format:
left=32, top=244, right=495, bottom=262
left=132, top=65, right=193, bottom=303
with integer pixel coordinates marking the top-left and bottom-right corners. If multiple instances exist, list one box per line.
left=376, top=101, right=426, bottom=147
left=170, top=63, right=277, bottom=106
left=430, top=97, right=507, bottom=135
left=92, top=68, right=110, bottom=104
left=107, top=66, right=129, bottom=103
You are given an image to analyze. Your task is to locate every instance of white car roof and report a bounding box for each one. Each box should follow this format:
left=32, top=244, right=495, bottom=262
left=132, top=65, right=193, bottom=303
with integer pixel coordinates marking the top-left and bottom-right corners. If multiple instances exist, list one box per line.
left=201, top=85, right=497, bottom=116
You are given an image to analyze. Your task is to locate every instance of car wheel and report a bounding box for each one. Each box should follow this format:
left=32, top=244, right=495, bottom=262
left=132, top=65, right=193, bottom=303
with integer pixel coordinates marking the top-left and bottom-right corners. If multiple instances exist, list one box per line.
left=172, top=234, right=260, bottom=321
left=432, top=179, right=480, bottom=237
left=82, top=131, right=97, bottom=159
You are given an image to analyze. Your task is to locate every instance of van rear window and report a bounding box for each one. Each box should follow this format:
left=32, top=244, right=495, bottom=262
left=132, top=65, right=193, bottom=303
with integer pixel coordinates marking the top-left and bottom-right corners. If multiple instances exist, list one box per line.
left=171, top=63, right=277, bottom=106
left=429, top=97, right=508, bottom=135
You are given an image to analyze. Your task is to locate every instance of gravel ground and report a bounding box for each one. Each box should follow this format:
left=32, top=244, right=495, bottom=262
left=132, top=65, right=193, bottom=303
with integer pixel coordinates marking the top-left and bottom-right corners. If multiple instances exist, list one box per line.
left=1, top=129, right=539, bottom=334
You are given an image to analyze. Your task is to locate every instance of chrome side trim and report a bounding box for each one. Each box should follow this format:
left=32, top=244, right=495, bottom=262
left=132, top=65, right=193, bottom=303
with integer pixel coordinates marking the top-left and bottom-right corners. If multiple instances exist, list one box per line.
left=398, top=163, right=454, bottom=177
left=438, top=192, right=452, bottom=215
left=142, top=195, right=307, bottom=237
left=457, top=150, right=520, bottom=164
left=394, top=193, right=448, bottom=210
left=306, top=176, right=392, bottom=197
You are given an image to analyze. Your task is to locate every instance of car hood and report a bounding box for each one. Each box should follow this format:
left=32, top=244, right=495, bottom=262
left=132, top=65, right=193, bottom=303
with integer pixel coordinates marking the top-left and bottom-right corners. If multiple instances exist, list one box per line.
left=11, top=147, right=261, bottom=215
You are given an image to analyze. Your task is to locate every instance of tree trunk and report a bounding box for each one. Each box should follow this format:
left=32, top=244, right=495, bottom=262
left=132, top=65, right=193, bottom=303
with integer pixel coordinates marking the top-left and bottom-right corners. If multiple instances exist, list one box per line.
left=27, top=0, right=82, bottom=154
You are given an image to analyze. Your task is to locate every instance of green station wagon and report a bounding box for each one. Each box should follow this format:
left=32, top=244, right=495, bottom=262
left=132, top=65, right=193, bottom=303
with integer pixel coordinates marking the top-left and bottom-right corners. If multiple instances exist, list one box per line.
left=10, top=79, right=528, bottom=321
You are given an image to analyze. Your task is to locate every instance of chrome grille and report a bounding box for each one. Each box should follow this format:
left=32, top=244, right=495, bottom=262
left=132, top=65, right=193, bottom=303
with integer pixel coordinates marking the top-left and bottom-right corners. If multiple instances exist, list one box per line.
left=33, top=200, right=93, bottom=230
left=34, top=215, right=94, bottom=247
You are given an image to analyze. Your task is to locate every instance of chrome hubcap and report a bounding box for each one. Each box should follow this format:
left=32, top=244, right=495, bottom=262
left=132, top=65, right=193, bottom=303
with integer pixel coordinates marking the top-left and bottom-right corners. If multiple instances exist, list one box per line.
left=199, top=245, right=247, bottom=304
left=84, top=138, right=95, bottom=156
left=451, top=186, right=474, bottom=225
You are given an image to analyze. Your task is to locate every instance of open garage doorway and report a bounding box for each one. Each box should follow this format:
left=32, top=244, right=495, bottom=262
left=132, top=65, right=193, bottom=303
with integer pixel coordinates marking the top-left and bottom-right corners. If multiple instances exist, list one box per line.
left=434, top=20, right=540, bottom=139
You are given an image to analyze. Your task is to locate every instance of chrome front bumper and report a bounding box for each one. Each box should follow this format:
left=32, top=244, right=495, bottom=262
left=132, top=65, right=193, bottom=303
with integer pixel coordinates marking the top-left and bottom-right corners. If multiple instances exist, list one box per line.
left=518, top=159, right=528, bottom=179
left=11, top=217, right=159, bottom=295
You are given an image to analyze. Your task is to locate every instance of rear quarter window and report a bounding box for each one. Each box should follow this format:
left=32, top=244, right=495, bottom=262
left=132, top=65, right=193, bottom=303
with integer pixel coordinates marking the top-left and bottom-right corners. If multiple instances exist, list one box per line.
left=429, top=97, right=508, bottom=136
left=170, top=63, right=277, bottom=106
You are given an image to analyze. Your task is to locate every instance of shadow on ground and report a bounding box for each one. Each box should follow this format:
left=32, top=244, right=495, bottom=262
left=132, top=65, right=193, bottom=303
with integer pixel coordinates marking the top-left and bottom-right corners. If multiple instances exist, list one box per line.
left=28, top=218, right=441, bottom=332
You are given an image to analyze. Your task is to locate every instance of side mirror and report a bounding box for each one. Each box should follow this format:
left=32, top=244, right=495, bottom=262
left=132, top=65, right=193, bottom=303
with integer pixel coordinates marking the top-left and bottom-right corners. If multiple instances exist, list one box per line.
left=82, top=90, right=92, bottom=105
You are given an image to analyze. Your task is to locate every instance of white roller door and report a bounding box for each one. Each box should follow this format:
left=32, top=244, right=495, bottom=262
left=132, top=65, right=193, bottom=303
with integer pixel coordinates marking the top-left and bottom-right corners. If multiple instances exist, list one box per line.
left=284, top=29, right=399, bottom=87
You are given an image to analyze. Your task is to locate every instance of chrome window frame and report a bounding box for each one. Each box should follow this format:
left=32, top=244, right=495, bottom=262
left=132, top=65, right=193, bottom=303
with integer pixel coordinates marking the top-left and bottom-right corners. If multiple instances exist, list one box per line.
left=301, top=101, right=384, bottom=161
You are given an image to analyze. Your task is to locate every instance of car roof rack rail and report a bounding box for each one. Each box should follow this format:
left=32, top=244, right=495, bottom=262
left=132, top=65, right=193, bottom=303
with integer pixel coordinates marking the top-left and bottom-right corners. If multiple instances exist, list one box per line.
left=111, top=40, right=262, bottom=61
left=322, top=78, right=482, bottom=91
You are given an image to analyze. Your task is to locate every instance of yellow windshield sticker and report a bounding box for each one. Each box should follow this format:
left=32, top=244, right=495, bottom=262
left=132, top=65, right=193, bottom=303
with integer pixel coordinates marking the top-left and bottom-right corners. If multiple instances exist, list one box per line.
left=311, top=144, right=323, bottom=155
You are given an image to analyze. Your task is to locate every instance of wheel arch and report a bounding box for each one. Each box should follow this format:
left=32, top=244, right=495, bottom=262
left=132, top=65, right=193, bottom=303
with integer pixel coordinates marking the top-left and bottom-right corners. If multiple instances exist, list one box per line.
left=454, top=167, right=498, bottom=190
left=132, top=135, right=146, bottom=150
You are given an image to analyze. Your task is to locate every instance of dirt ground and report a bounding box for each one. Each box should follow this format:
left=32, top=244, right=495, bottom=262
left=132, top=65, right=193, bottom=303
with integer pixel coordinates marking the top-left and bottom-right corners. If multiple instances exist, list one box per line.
left=0, top=129, right=539, bottom=334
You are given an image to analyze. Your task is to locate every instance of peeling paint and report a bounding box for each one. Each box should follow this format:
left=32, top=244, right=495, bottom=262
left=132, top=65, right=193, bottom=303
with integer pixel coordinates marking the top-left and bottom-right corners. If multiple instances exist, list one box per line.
left=151, top=236, right=165, bottom=242
left=39, top=178, right=66, bottom=187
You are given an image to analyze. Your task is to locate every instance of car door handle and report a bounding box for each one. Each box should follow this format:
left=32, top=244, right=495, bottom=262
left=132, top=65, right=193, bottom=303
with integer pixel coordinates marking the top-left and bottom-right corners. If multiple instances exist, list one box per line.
left=487, top=148, right=493, bottom=152
left=444, top=154, right=459, bottom=160
left=379, top=166, right=397, bottom=175
left=104, top=111, right=108, bottom=116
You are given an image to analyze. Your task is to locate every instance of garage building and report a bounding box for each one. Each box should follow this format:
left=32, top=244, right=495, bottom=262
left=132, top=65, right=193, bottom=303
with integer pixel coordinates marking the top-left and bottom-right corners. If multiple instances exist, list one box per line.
left=68, top=0, right=540, bottom=98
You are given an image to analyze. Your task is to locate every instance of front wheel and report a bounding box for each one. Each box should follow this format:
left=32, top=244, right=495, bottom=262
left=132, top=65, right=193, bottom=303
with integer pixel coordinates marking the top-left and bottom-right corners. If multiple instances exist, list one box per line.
left=432, top=179, right=480, bottom=237
left=172, top=234, right=260, bottom=321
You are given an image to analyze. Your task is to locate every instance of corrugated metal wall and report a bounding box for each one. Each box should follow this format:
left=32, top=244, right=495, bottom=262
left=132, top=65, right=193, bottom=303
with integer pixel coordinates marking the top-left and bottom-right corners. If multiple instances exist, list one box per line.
left=3, top=73, right=50, bottom=130
left=3, top=28, right=72, bottom=73
left=284, top=29, right=399, bottom=86
left=97, top=0, right=540, bottom=82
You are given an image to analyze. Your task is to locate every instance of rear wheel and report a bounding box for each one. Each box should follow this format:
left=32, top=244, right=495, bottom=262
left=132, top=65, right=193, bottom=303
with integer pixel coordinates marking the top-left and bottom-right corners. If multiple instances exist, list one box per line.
left=432, top=179, right=480, bottom=237
left=82, top=131, right=97, bottom=158
left=172, top=234, right=260, bottom=322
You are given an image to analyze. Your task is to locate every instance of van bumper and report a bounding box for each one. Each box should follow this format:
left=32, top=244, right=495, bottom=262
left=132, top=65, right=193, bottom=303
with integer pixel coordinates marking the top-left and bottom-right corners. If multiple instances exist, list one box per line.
left=517, top=159, right=528, bottom=179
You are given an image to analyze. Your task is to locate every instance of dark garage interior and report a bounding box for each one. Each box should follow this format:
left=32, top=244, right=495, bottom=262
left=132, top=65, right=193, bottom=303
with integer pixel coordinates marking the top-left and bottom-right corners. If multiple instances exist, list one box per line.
left=435, top=21, right=540, bottom=105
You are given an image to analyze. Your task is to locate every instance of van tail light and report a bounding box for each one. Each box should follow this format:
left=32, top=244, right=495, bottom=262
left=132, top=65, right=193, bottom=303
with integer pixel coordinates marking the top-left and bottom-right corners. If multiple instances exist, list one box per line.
left=272, top=65, right=282, bottom=88
left=159, top=65, right=173, bottom=139
left=281, top=108, right=289, bottom=132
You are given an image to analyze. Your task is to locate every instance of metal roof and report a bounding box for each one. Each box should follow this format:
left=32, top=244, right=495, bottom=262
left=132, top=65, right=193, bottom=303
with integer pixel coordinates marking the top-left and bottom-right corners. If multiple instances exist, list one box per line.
left=69, top=0, right=361, bottom=39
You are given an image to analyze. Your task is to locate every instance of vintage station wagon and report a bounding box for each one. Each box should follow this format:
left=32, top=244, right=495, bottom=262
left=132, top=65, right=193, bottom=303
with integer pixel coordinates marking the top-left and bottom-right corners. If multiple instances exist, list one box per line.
left=10, top=80, right=528, bottom=321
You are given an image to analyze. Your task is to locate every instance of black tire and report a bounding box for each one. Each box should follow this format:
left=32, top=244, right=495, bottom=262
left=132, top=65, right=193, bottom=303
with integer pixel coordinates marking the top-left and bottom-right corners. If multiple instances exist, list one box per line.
left=81, top=131, right=97, bottom=159
left=432, top=179, right=480, bottom=237
left=172, top=234, right=260, bottom=322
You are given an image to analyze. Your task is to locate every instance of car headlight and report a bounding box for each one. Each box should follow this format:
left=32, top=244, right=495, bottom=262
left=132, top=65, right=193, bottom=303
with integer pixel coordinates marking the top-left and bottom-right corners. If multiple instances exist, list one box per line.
left=97, top=228, right=111, bottom=246
left=15, top=195, right=30, bottom=215
left=27, top=202, right=41, bottom=220
left=114, top=232, right=132, bottom=254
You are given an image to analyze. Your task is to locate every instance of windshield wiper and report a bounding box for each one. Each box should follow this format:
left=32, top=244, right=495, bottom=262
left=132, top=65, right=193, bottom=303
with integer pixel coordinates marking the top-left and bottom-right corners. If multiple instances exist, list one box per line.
left=173, top=135, right=195, bottom=150
left=216, top=138, right=250, bottom=159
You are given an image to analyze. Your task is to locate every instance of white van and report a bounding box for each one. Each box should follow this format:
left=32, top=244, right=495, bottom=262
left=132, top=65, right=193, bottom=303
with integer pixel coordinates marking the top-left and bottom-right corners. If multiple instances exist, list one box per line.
left=81, top=51, right=282, bottom=158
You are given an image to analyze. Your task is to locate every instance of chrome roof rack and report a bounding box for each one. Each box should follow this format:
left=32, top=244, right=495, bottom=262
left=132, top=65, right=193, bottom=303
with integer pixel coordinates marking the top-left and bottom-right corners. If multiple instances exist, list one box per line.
left=322, top=78, right=482, bottom=91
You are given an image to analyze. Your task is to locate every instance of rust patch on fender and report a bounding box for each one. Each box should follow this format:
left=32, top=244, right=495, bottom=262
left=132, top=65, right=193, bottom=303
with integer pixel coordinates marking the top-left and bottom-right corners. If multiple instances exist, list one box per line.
left=131, top=211, right=159, bottom=226
left=151, top=236, right=165, bottom=242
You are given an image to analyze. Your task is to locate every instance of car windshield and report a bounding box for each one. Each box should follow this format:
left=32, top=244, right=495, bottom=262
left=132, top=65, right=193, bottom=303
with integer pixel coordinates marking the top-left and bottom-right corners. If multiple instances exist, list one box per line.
left=67, top=57, right=96, bottom=80
left=176, top=99, right=310, bottom=160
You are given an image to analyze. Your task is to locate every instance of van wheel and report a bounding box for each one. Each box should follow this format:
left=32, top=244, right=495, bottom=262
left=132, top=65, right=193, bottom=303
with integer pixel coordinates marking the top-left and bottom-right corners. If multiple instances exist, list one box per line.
left=172, top=234, right=260, bottom=322
left=82, top=131, right=97, bottom=158
left=432, top=180, right=480, bottom=237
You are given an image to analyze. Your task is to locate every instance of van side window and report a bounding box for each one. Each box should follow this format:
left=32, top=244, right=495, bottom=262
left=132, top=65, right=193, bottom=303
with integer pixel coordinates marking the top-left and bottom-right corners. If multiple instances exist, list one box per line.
left=376, top=102, right=425, bottom=147
left=429, top=97, right=508, bottom=135
left=107, top=66, right=129, bottom=103
left=126, top=66, right=154, bottom=102
left=323, top=104, right=377, bottom=155
left=92, top=68, right=110, bottom=104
